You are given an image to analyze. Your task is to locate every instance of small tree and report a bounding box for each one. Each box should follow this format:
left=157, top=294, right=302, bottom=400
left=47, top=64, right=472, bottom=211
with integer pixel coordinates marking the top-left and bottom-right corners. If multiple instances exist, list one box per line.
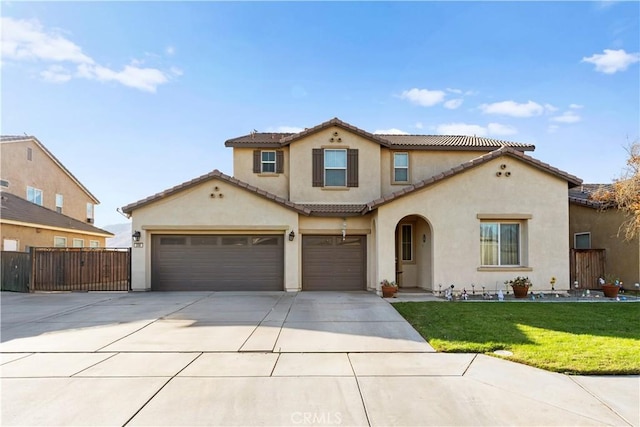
left=593, top=141, right=640, bottom=241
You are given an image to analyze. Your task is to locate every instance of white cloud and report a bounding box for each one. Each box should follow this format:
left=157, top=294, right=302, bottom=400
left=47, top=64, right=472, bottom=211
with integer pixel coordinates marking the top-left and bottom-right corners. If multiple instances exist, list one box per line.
left=1, top=17, right=93, bottom=64
left=551, top=111, right=582, bottom=123
left=582, top=49, right=640, bottom=74
left=543, top=103, right=558, bottom=113
left=40, top=64, right=72, bottom=83
left=436, top=123, right=488, bottom=137
left=569, top=103, right=584, bottom=109
left=1, top=17, right=178, bottom=93
left=446, top=88, right=463, bottom=94
left=415, top=122, right=423, bottom=130
left=374, top=128, right=409, bottom=135
left=487, top=123, right=518, bottom=136
left=444, top=98, right=463, bottom=109
left=400, top=88, right=446, bottom=107
left=436, top=122, right=518, bottom=137
left=479, top=100, right=549, bottom=117
left=166, top=45, right=175, bottom=56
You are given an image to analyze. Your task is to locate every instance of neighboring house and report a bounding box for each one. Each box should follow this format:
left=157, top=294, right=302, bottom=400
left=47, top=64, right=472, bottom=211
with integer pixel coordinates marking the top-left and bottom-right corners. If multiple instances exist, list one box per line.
left=122, top=118, right=582, bottom=293
left=569, top=184, right=640, bottom=290
left=0, top=135, right=112, bottom=250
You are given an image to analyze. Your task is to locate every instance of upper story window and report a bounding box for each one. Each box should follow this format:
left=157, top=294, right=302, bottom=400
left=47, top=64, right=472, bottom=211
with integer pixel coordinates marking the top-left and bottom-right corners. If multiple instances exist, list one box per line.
left=253, top=150, right=283, bottom=174
left=86, top=203, right=94, bottom=223
left=480, top=222, right=520, bottom=266
left=393, top=152, right=409, bottom=183
left=312, top=148, right=358, bottom=188
left=27, top=147, right=33, bottom=161
left=0, top=179, right=8, bottom=188
left=27, top=186, right=43, bottom=205
left=55, top=194, right=64, bottom=214
left=324, top=149, right=347, bottom=186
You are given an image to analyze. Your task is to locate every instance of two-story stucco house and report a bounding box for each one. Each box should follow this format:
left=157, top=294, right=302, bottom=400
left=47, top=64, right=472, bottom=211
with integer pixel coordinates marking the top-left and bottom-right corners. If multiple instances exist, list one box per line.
left=123, top=118, right=582, bottom=293
left=1, top=135, right=112, bottom=251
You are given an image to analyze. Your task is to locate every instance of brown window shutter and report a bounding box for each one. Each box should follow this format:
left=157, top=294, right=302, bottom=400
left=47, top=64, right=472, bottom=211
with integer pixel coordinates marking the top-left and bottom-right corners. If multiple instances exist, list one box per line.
left=347, top=149, right=359, bottom=187
left=312, top=149, right=323, bottom=187
left=276, top=151, right=284, bottom=174
left=253, top=150, right=261, bottom=173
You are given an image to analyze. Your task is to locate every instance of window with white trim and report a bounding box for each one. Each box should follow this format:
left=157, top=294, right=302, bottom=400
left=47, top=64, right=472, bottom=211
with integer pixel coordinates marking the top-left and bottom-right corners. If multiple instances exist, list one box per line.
left=56, top=194, right=64, bottom=214
left=393, top=152, right=409, bottom=183
left=3, top=239, right=19, bottom=251
left=27, top=186, right=43, bottom=205
left=86, top=203, right=94, bottom=222
left=401, top=224, right=413, bottom=261
left=574, top=232, right=591, bottom=249
left=324, top=149, right=347, bottom=187
left=89, top=240, right=100, bottom=248
left=261, top=151, right=276, bottom=173
left=480, top=222, right=520, bottom=266
left=72, top=239, right=84, bottom=248
left=54, top=237, right=67, bottom=247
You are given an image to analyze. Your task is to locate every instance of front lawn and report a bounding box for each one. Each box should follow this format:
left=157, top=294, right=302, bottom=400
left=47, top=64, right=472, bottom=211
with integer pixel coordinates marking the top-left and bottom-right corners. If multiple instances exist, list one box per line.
left=393, top=302, right=640, bottom=375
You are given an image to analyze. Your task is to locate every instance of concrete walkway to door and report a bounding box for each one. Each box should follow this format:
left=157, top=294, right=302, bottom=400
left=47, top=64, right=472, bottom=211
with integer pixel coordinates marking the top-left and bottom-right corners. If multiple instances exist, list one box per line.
left=1, top=291, right=637, bottom=426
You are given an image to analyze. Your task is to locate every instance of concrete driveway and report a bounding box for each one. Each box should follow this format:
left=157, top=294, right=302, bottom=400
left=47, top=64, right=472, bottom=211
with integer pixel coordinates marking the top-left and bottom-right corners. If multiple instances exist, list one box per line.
left=1, top=291, right=637, bottom=426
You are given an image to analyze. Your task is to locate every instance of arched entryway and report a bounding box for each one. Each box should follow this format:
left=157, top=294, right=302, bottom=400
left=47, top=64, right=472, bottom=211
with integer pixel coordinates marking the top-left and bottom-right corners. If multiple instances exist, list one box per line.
left=394, top=215, right=433, bottom=290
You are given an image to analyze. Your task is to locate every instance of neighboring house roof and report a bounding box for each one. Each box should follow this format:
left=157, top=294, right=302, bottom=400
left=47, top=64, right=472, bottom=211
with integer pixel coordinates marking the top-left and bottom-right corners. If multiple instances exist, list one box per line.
left=121, top=170, right=313, bottom=216
left=225, top=117, right=535, bottom=152
left=569, top=184, right=613, bottom=209
left=364, top=147, right=583, bottom=212
left=0, top=191, right=113, bottom=237
left=0, top=135, right=100, bottom=204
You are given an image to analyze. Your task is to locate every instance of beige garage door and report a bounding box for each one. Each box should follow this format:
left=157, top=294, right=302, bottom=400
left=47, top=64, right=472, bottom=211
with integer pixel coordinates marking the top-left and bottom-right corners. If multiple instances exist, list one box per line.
left=151, top=234, right=284, bottom=291
left=302, top=235, right=366, bottom=291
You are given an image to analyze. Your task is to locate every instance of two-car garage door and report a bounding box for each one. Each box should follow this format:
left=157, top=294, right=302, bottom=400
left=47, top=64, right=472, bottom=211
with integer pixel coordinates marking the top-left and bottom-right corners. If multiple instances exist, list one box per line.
left=151, top=234, right=284, bottom=291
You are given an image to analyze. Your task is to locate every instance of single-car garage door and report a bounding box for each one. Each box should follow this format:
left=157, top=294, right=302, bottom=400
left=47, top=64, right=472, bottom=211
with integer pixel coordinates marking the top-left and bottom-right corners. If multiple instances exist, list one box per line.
left=152, top=234, right=284, bottom=291
left=302, top=235, right=366, bottom=291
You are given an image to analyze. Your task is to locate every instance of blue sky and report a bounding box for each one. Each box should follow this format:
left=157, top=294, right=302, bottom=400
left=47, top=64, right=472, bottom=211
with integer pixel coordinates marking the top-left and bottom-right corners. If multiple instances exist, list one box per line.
left=2, top=1, right=639, bottom=227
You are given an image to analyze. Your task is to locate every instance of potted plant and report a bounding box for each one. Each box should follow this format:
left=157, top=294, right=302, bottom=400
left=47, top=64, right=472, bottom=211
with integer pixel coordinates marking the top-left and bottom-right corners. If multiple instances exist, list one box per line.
left=599, top=275, right=621, bottom=298
left=504, top=276, right=532, bottom=299
left=380, top=279, right=398, bottom=298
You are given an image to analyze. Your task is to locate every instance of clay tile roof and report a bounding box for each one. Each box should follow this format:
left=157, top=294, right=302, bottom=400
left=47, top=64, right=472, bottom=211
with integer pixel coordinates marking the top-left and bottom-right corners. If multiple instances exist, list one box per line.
left=0, top=135, right=100, bottom=204
left=300, top=204, right=368, bottom=217
left=224, top=118, right=535, bottom=151
left=569, top=184, right=613, bottom=209
left=0, top=191, right=113, bottom=236
left=121, top=170, right=311, bottom=215
left=363, top=147, right=582, bottom=212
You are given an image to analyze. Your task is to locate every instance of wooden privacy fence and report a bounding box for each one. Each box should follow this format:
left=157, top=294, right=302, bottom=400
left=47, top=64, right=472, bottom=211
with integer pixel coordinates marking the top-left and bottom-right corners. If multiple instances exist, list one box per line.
left=1, top=251, right=31, bottom=292
left=570, top=249, right=606, bottom=290
left=30, top=248, right=131, bottom=292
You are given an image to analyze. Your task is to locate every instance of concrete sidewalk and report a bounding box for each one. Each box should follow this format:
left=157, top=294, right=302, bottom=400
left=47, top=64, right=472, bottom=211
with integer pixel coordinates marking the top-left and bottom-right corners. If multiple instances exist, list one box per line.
left=1, top=291, right=638, bottom=426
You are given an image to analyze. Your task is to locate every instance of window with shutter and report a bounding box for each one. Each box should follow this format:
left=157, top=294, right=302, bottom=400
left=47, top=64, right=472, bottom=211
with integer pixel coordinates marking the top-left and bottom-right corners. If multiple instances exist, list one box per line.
left=312, top=148, right=358, bottom=187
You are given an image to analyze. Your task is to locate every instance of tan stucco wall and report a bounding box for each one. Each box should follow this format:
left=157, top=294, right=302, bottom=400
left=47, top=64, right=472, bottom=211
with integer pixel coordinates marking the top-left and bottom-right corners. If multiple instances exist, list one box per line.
left=289, top=127, right=381, bottom=203
left=381, top=150, right=488, bottom=195
left=569, top=203, right=640, bottom=289
left=1, top=141, right=97, bottom=222
left=232, top=147, right=290, bottom=198
left=1, top=223, right=107, bottom=251
left=376, top=156, right=571, bottom=292
left=129, top=178, right=300, bottom=291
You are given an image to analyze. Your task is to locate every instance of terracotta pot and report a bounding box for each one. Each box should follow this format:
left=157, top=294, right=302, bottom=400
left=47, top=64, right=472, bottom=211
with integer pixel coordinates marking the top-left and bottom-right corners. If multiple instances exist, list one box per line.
left=381, top=286, right=397, bottom=298
left=511, top=285, right=529, bottom=299
left=601, top=284, right=620, bottom=298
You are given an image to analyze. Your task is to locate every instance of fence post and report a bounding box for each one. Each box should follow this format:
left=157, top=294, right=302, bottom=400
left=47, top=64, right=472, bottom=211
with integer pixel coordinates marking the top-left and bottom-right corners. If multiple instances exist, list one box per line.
left=29, top=246, right=36, bottom=292
left=128, top=247, right=132, bottom=291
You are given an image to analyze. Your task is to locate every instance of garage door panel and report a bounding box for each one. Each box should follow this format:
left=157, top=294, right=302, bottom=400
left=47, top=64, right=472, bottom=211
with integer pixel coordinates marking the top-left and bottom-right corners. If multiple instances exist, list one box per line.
left=302, top=235, right=365, bottom=291
left=152, top=234, right=283, bottom=291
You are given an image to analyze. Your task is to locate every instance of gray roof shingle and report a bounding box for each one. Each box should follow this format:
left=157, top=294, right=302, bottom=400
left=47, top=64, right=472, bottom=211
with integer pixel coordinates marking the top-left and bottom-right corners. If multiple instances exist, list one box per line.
left=0, top=191, right=113, bottom=236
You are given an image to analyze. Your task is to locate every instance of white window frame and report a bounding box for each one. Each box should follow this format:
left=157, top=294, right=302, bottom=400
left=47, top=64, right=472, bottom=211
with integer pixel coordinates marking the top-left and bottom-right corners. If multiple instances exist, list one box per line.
left=27, top=186, right=43, bottom=205
left=393, top=152, right=409, bottom=184
left=55, top=194, right=64, bottom=214
left=89, top=240, right=100, bottom=248
left=401, top=224, right=413, bottom=262
left=261, top=150, right=276, bottom=173
left=54, top=237, right=67, bottom=248
left=324, top=149, right=347, bottom=187
left=3, top=239, right=19, bottom=251
left=574, top=232, right=591, bottom=249
left=86, top=203, right=94, bottom=221
left=480, top=221, right=521, bottom=266
left=0, top=179, right=9, bottom=188
left=72, top=239, right=84, bottom=248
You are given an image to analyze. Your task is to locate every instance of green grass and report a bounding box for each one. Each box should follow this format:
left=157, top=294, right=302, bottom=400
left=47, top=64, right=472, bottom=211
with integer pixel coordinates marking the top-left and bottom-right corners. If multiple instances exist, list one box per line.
left=393, top=302, right=640, bottom=375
